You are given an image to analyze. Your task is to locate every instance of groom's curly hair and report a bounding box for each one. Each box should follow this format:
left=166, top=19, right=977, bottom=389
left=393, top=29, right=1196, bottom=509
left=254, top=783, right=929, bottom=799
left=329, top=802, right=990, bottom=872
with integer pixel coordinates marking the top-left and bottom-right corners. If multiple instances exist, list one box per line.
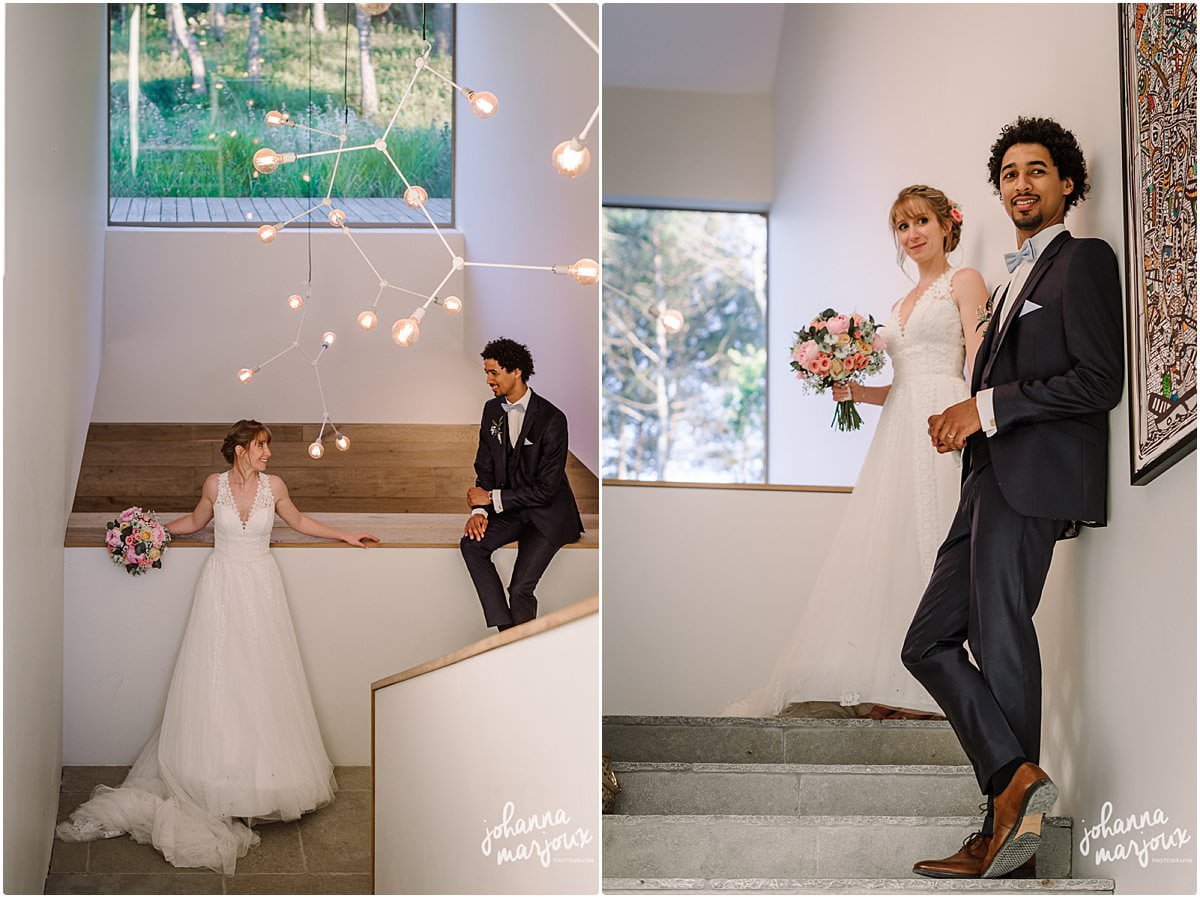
left=482, top=338, right=535, bottom=382
left=987, top=116, right=1090, bottom=213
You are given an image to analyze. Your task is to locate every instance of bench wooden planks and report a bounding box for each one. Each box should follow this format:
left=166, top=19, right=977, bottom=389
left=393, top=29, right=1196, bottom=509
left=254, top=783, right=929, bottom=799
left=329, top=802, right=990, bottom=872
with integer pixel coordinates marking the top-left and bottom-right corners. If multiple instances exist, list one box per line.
left=73, top=423, right=599, bottom=515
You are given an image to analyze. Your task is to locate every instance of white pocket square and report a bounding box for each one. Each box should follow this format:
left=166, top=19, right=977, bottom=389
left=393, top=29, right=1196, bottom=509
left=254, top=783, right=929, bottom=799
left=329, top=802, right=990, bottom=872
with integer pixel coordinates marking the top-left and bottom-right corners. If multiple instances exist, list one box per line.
left=524, top=438, right=534, bottom=446
left=1019, top=301, right=1042, bottom=318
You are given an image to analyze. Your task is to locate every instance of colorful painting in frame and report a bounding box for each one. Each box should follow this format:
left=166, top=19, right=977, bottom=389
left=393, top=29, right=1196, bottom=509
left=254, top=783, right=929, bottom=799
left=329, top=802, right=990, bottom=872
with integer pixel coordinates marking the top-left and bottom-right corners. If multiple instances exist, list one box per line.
left=1119, top=3, right=1197, bottom=485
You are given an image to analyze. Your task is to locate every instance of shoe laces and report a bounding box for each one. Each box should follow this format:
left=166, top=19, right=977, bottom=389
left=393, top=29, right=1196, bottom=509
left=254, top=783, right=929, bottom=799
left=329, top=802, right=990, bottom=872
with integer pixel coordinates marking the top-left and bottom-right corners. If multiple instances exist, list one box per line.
left=961, top=830, right=987, bottom=850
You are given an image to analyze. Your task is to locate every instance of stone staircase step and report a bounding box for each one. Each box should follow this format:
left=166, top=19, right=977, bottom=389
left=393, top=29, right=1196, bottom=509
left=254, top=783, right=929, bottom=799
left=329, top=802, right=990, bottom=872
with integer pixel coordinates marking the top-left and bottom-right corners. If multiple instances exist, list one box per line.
left=611, top=762, right=983, bottom=817
left=602, top=877, right=1115, bottom=894
left=603, top=815, right=1073, bottom=881
left=604, top=716, right=969, bottom=766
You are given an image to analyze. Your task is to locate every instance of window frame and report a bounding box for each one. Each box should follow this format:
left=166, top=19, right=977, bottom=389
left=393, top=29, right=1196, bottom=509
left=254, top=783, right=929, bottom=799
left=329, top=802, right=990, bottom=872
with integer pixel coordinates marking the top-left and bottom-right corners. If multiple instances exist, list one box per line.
left=105, top=3, right=457, bottom=230
left=601, top=201, right=772, bottom=486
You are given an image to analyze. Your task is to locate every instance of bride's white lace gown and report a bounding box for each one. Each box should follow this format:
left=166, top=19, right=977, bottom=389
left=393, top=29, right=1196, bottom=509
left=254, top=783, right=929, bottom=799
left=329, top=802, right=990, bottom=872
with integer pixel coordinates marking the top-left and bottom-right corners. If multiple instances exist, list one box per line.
left=726, top=268, right=970, bottom=716
left=58, top=472, right=336, bottom=873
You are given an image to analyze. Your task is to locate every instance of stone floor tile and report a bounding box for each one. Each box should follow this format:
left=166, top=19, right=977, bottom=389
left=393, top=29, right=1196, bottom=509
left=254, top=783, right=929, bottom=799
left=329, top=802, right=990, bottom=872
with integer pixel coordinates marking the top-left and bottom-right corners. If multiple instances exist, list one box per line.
left=61, top=767, right=130, bottom=792
left=48, top=838, right=89, bottom=874
left=332, top=767, right=371, bottom=790
left=57, top=791, right=92, bottom=824
left=44, top=873, right=222, bottom=894
left=298, top=792, right=371, bottom=873
left=224, top=873, right=373, bottom=894
left=88, top=835, right=187, bottom=875
left=232, top=821, right=304, bottom=875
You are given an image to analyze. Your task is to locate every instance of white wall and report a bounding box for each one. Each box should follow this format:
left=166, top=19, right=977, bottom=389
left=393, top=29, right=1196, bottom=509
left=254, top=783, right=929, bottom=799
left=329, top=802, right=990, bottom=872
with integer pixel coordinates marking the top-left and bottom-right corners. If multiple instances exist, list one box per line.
left=64, top=544, right=598, bottom=766
left=602, top=485, right=849, bottom=715
left=457, top=3, right=599, bottom=471
left=3, top=5, right=107, bottom=892
left=770, top=3, right=1127, bottom=487
left=602, top=86, right=773, bottom=210
left=375, top=607, right=598, bottom=893
left=94, top=5, right=599, bottom=472
left=95, top=228, right=482, bottom=423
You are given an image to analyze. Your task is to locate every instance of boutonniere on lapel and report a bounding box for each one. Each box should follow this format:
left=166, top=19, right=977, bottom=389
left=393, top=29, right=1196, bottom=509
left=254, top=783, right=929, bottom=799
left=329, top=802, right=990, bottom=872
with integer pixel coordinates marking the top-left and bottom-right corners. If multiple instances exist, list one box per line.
left=490, top=417, right=505, bottom=445
left=976, top=295, right=995, bottom=336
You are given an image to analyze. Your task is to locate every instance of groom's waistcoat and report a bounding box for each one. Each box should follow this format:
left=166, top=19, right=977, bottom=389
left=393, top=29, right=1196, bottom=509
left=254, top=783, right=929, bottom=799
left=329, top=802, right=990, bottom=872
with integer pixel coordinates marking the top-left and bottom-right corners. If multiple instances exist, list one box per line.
left=473, top=391, right=584, bottom=547
left=966, top=231, right=1124, bottom=526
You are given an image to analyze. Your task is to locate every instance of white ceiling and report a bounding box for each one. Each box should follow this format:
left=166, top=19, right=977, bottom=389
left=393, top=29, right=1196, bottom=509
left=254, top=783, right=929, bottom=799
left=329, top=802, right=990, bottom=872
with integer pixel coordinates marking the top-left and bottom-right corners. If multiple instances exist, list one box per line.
left=602, top=4, right=785, bottom=95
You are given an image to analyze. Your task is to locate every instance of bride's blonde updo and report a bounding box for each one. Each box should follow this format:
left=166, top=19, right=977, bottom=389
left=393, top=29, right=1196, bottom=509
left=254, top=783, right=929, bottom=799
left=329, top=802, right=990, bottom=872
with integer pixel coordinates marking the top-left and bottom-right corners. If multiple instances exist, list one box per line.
left=889, top=185, right=963, bottom=253
left=222, top=419, right=272, bottom=464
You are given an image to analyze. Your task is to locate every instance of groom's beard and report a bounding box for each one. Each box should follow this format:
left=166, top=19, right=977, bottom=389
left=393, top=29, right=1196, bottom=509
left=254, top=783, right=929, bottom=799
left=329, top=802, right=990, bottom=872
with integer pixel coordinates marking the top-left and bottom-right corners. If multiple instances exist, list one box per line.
left=1013, top=211, right=1044, bottom=232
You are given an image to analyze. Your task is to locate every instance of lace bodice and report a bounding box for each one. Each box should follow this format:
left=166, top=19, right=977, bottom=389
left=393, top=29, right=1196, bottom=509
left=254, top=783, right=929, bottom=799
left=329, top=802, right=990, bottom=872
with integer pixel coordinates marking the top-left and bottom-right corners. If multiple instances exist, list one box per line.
left=214, top=471, right=275, bottom=560
left=883, top=268, right=966, bottom=381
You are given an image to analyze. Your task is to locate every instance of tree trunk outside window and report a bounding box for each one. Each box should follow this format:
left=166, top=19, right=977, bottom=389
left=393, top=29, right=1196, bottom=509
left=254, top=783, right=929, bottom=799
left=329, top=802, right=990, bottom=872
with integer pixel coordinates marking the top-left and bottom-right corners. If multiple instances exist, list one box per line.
left=313, top=2, right=328, bottom=32
left=247, top=3, right=264, bottom=80
left=169, top=3, right=207, bottom=91
left=355, top=4, right=380, bottom=117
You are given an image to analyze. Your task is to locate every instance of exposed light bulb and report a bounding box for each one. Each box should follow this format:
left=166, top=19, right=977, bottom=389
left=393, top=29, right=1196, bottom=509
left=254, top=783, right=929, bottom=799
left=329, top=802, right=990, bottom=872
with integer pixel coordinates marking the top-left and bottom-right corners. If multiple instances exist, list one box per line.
left=253, top=147, right=281, bottom=174
left=391, top=318, right=420, bottom=347
left=569, top=258, right=600, bottom=285
left=335, top=434, right=351, bottom=452
left=357, top=309, right=378, bottom=330
left=443, top=295, right=463, bottom=314
left=328, top=209, right=347, bottom=227
left=308, top=440, right=325, bottom=459
left=265, top=109, right=289, bottom=127
left=237, top=368, right=255, bottom=383
left=466, top=90, right=499, bottom=119
left=287, top=294, right=303, bottom=310
left=321, top=331, right=337, bottom=347
left=391, top=307, right=426, bottom=347
left=403, top=185, right=428, bottom=208
left=661, top=308, right=685, bottom=333
left=551, top=138, right=591, bottom=177
left=257, top=224, right=278, bottom=244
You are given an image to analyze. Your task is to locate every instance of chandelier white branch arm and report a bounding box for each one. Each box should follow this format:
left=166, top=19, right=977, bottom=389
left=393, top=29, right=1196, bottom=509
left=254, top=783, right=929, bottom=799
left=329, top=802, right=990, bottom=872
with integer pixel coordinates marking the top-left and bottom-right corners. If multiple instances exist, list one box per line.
left=240, top=20, right=598, bottom=458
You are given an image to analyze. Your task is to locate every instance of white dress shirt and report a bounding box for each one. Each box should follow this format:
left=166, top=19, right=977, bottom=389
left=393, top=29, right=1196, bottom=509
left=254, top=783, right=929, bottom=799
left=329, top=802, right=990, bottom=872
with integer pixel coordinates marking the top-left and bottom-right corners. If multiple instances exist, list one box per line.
left=472, top=387, right=533, bottom=517
left=976, top=224, right=1067, bottom=436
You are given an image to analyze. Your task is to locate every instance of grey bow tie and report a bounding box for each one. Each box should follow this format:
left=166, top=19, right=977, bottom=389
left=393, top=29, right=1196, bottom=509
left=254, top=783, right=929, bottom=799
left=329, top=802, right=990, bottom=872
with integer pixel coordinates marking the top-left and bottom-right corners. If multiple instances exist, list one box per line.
left=1004, top=240, right=1037, bottom=273
left=501, top=401, right=520, bottom=413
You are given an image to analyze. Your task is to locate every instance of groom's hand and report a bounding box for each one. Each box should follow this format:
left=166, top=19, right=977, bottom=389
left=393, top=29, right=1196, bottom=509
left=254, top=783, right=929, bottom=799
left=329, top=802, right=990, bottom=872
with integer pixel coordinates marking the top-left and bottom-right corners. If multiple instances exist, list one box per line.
left=464, top=513, right=488, bottom=541
left=928, top=398, right=981, bottom=453
left=467, top=487, right=491, bottom=507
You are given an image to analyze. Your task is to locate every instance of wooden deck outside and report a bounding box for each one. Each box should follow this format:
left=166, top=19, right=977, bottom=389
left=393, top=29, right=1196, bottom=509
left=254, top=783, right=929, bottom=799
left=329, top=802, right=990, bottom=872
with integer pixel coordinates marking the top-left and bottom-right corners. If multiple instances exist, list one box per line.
left=108, top=196, right=452, bottom=226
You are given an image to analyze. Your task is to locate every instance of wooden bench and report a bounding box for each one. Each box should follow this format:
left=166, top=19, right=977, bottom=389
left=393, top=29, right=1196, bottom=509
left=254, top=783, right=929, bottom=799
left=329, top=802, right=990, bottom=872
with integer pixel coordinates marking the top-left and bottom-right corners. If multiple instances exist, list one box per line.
left=70, top=423, right=599, bottom=548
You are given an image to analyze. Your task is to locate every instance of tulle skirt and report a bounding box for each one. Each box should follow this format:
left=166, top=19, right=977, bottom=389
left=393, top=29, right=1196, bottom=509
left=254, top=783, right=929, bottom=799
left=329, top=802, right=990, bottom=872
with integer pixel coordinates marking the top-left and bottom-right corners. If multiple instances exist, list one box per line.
left=724, top=373, right=969, bottom=716
left=57, top=551, right=336, bottom=874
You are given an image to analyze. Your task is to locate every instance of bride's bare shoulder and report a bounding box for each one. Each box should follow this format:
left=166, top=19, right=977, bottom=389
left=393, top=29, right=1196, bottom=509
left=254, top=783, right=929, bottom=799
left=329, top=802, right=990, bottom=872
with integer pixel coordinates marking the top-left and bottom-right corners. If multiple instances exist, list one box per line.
left=950, top=268, right=987, bottom=303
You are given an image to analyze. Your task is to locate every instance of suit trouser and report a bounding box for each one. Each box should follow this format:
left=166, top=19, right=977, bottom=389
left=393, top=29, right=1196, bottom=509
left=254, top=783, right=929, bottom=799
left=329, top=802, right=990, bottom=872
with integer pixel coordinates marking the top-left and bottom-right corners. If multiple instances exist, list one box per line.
left=901, top=452, right=1066, bottom=804
left=460, top=510, right=559, bottom=629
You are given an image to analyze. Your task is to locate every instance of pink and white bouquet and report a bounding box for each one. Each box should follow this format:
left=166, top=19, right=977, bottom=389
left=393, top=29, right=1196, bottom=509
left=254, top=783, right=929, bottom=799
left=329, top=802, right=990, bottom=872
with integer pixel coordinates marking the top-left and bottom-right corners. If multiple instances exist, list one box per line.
left=105, top=507, right=172, bottom=576
left=790, top=308, right=887, bottom=431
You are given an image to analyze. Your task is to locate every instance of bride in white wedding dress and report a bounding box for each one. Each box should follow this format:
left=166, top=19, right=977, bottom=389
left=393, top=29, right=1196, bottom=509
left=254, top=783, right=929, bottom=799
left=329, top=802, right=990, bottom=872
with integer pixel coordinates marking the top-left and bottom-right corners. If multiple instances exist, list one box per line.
left=57, top=420, right=379, bottom=874
left=725, top=185, right=989, bottom=716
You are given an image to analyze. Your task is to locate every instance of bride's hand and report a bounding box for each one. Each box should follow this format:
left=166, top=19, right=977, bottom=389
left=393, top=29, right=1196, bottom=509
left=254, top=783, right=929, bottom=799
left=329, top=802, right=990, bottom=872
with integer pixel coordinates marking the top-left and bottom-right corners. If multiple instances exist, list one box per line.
left=831, top=382, right=853, bottom=402
left=343, top=533, right=380, bottom=548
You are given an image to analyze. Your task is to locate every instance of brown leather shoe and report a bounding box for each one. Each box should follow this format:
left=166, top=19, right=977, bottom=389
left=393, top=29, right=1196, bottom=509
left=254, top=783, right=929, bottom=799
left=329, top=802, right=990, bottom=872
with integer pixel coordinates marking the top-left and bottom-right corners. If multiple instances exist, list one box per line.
left=913, top=831, right=990, bottom=878
left=914, top=831, right=1040, bottom=879
left=980, top=762, right=1058, bottom=878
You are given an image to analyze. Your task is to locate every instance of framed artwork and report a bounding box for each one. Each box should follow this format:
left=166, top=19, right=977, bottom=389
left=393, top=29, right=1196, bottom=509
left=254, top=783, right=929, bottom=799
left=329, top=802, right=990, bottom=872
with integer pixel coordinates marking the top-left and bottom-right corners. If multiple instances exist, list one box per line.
left=1118, top=3, right=1197, bottom=485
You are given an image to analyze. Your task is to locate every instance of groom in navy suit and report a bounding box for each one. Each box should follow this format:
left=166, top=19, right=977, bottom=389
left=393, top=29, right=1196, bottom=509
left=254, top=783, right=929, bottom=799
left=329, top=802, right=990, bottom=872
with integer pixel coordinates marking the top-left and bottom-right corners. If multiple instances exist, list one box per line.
left=903, top=118, right=1124, bottom=879
left=460, top=338, right=584, bottom=631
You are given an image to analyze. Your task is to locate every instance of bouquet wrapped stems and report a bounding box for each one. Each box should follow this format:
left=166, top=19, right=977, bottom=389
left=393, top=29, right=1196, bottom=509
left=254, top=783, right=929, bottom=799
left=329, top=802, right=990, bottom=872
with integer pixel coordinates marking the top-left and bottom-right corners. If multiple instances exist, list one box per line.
left=832, top=399, right=864, bottom=432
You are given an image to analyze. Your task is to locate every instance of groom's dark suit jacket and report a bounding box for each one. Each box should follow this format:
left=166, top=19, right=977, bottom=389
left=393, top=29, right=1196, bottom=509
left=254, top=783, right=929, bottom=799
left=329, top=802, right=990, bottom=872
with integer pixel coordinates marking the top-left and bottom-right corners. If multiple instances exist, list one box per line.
left=966, top=231, right=1124, bottom=526
left=473, top=391, right=584, bottom=548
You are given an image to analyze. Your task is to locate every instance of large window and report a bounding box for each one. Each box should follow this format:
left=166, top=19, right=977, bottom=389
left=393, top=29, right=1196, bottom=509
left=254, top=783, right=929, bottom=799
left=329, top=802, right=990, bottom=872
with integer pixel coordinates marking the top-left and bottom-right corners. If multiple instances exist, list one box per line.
left=108, top=3, right=453, bottom=226
left=603, top=207, right=768, bottom=483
